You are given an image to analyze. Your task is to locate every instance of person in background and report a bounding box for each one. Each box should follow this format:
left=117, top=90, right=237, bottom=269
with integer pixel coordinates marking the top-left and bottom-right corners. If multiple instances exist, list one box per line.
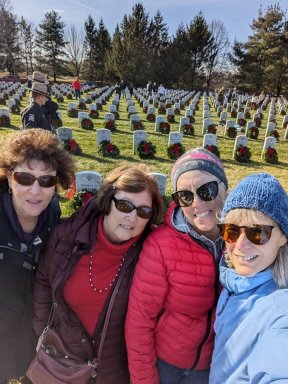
left=158, top=84, right=165, bottom=97
left=0, top=129, right=75, bottom=384
left=33, top=164, right=164, bottom=384
left=71, top=76, right=82, bottom=100
left=120, top=79, right=126, bottom=98
left=146, top=80, right=153, bottom=96
left=126, top=148, right=228, bottom=384
left=115, top=82, right=121, bottom=98
left=209, top=173, right=288, bottom=384
left=21, top=82, right=52, bottom=131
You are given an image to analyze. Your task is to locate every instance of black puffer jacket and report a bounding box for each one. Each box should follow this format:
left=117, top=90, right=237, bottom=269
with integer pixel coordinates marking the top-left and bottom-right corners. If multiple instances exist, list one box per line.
left=0, top=197, right=59, bottom=382
left=33, top=198, right=152, bottom=384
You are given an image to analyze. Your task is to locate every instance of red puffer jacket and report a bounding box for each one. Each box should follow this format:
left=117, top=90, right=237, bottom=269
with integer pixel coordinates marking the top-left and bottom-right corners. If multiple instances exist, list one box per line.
left=125, top=203, right=219, bottom=384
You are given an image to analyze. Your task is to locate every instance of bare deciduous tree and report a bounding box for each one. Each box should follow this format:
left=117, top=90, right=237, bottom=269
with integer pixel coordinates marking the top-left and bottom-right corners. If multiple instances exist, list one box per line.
left=65, top=24, right=85, bottom=76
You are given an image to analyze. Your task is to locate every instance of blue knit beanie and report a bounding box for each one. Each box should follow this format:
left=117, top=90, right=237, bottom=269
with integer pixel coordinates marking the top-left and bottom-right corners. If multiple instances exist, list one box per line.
left=221, top=173, right=288, bottom=237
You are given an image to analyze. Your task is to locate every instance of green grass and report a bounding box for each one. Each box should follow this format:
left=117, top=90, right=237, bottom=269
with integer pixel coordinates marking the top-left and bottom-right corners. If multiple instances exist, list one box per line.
left=1, top=88, right=288, bottom=217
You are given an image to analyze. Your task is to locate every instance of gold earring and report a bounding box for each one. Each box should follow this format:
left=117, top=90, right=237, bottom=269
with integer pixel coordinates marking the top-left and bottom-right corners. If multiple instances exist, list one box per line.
left=224, top=251, right=233, bottom=269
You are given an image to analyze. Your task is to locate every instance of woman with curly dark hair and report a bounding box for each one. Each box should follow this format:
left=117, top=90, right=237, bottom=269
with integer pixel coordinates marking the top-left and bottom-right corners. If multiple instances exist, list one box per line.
left=0, top=128, right=75, bottom=383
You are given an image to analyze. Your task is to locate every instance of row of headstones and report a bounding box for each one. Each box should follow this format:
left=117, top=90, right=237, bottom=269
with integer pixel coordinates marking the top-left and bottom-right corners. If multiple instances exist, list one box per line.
left=74, top=170, right=167, bottom=197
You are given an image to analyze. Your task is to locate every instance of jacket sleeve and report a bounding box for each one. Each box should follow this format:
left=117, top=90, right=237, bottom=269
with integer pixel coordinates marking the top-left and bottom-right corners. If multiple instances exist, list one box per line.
left=125, top=232, right=169, bottom=384
left=33, top=227, right=60, bottom=336
left=248, top=318, right=288, bottom=383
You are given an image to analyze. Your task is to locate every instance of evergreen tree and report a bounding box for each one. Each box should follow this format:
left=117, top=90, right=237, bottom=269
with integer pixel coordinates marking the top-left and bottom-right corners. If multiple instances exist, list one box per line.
left=36, top=10, right=67, bottom=82
left=105, top=24, right=126, bottom=82
left=0, top=0, right=20, bottom=74
left=94, top=18, right=111, bottom=81
left=83, top=15, right=97, bottom=81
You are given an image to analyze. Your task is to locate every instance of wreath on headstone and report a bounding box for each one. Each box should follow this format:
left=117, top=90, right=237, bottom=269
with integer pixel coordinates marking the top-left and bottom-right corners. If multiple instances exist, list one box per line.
left=136, top=141, right=156, bottom=159
left=167, top=114, right=175, bottom=123
left=167, top=143, right=185, bottom=160
left=62, top=139, right=82, bottom=155
left=226, top=126, right=237, bottom=138
left=81, top=118, right=94, bottom=130
left=71, top=190, right=97, bottom=211
left=67, top=108, right=78, bottom=118
left=270, top=130, right=280, bottom=141
left=88, top=109, right=99, bottom=119
left=11, top=104, right=21, bottom=114
left=247, top=126, right=259, bottom=139
left=205, top=144, right=220, bottom=158
left=264, top=147, right=278, bottom=164
left=159, top=122, right=170, bottom=134
left=234, top=145, right=251, bottom=163
left=182, top=124, right=194, bottom=136
left=0, top=115, right=10, bottom=127
left=131, top=121, right=144, bottom=131
left=98, top=140, right=120, bottom=158
left=104, top=120, right=116, bottom=131
left=146, top=113, right=155, bottom=122
left=207, top=124, right=217, bottom=134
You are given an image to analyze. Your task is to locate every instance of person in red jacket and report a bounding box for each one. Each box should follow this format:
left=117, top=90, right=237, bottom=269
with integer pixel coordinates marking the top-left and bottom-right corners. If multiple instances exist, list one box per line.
left=71, top=76, right=82, bottom=100
left=125, top=148, right=228, bottom=384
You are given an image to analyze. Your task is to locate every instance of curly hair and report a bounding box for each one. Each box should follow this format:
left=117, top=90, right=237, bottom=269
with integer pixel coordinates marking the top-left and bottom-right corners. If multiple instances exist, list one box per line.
left=95, top=164, right=164, bottom=225
left=0, top=128, right=75, bottom=189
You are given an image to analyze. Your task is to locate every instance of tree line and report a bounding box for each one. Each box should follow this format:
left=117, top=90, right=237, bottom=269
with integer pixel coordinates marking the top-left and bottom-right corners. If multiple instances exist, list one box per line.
left=0, top=0, right=287, bottom=95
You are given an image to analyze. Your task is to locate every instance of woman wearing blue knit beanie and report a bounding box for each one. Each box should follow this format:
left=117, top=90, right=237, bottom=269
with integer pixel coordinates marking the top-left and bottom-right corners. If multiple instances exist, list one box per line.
left=210, top=173, right=288, bottom=384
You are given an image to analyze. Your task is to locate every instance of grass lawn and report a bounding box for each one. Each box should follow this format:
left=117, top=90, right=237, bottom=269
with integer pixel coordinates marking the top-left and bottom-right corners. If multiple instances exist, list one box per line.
left=1, top=87, right=287, bottom=217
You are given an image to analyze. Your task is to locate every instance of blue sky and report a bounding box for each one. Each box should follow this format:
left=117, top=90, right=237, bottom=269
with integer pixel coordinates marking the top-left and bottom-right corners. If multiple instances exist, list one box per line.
left=11, top=0, right=287, bottom=43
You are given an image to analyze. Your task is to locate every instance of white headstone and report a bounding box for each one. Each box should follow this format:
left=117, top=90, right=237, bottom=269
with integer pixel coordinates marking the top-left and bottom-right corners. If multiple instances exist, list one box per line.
left=203, top=134, right=217, bottom=147
left=75, top=171, right=102, bottom=192
left=166, top=108, right=174, bottom=116
left=57, top=127, right=73, bottom=142
left=133, top=130, right=147, bottom=154
left=128, top=106, right=137, bottom=115
left=147, top=107, right=155, bottom=115
left=168, top=132, right=183, bottom=146
left=109, top=104, right=117, bottom=113
left=78, top=111, right=89, bottom=127
left=96, top=128, right=111, bottom=146
left=261, top=137, right=277, bottom=159
left=265, top=122, right=276, bottom=137
left=104, top=113, right=115, bottom=122
left=68, top=102, right=77, bottom=110
left=148, top=172, right=167, bottom=196
left=233, top=135, right=249, bottom=158
left=155, top=116, right=166, bottom=132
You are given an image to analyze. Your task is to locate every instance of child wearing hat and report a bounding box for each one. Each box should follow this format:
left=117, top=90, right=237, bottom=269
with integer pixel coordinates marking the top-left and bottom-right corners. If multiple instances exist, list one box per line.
left=209, top=173, right=288, bottom=383
left=126, top=148, right=229, bottom=384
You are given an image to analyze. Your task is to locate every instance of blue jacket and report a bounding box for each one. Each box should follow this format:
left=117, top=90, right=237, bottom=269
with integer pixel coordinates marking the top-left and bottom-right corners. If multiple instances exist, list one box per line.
left=209, top=257, right=288, bottom=384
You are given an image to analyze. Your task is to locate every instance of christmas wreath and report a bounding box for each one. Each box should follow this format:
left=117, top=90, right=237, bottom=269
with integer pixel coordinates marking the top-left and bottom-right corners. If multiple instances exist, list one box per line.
left=231, top=110, right=237, bottom=118
left=131, top=121, right=144, bottom=131
left=85, top=98, right=92, bottom=104
left=71, top=190, right=97, bottom=210
left=98, top=140, right=120, bottom=158
left=226, top=126, right=237, bottom=138
left=270, top=129, right=280, bottom=141
left=11, top=104, right=21, bottom=114
left=234, top=145, right=251, bottom=163
left=207, top=124, right=217, bottom=134
left=174, top=108, right=180, bottom=115
left=62, top=139, right=82, bottom=155
left=280, top=109, right=286, bottom=116
left=0, top=114, right=10, bottom=127
left=81, top=118, right=94, bottom=130
left=146, top=113, right=156, bottom=122
left=67, top=108, right=78, bottom=118
left=264, top=147, right=278, bottom=164
left=67, top=94, right=73, bottom=100
left=96, top=102, right=102, bottom=110
left=165, top=103, right=172, bottom=108
left=136, top=141, right=156, bottom=159
left=205, top=144, right=220, bottom=158
left=237, top=118, right=246, bottom=127
left=167, top=143, right=185, bottom=160
left=112, top=111, right=120, bottom=119
left=78, top=101, right=86, bottom=110
left=244, top=112, right=251, bottom=119
left=159, top=121, right=170, bottom=134
left=88, top=109, right=99, bottom=119
left=56, top=96, right=64, bottom=103
left=188, top=115, right=195, bottom=124
left=167, top=114, right=175, bottom=123
left=247, top=126, right=259, bottom=139
left=104, top=119, right=116, bottom=131
left=254, top=117, right=261, bottom=127
left=182, top=123, right=194, bottom=136
left=0, top=97, right=5, bottom=105
left=283, top=121, right=288, bottom=129
left=142, top=106, right=148, bottom=113
left=158, top=106, right=166, bottom=114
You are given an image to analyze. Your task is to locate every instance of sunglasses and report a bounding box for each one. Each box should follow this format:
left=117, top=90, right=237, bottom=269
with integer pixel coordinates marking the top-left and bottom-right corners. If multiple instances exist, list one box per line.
left=112, top=196, right=153, bottom=220
left=171, top=180, right=220, bottom=207
left=13, top=172, right=57, bottom=188
left=218, top=224, right=274, bottom=245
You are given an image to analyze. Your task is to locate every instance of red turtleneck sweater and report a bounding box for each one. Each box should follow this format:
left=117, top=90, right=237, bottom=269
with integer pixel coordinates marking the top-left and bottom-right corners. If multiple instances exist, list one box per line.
left=63, top=216, right=138, bottom=335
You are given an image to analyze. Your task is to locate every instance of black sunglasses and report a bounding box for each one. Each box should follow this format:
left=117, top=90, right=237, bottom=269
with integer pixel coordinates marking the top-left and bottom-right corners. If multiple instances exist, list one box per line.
left=171, top=180, right=220, bottom=207
left=218, top=224, right=274, bottom=245
left=112, top=196, right=152, bottom=220
left=13, top=172, right=57, bottom=188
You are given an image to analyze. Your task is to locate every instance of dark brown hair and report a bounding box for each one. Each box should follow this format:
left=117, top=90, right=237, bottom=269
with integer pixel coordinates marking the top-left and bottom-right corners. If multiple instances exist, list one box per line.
left=0, top=128, right=75, bottom=189
left=96, top=164, right=164, bottom=225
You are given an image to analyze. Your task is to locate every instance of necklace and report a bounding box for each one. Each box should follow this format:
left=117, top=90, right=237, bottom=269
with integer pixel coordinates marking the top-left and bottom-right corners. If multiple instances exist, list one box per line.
left=88, top=252, right=126, bottom=293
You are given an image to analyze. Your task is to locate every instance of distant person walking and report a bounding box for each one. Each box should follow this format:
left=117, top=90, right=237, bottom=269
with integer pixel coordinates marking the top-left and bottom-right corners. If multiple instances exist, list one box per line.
left=71, top=77, right=82, bottom=100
